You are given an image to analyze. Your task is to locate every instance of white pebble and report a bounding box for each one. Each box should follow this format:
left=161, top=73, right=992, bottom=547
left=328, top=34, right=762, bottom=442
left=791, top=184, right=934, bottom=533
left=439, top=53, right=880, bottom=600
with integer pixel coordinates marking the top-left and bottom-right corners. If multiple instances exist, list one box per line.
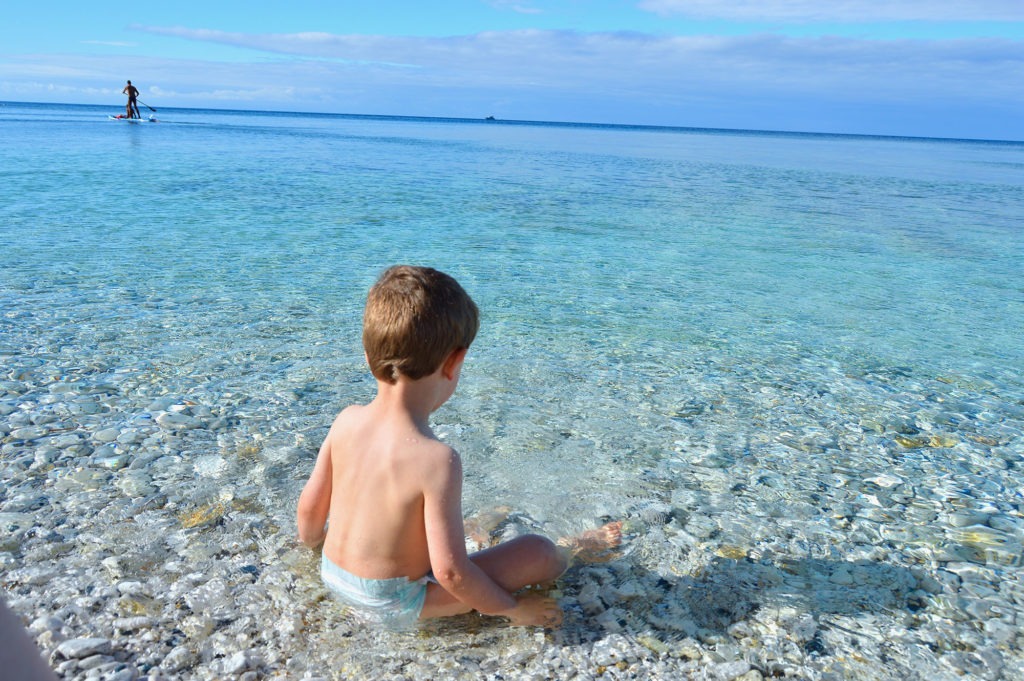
left=714, top=661, right=752, bottom=680
left=56, top=638, right=112, bottom=659
left=93, top=428, right=121, bottom=443
left=156, top=412, right=201, bottom=430
left=162, top=646, right=194, bottom=672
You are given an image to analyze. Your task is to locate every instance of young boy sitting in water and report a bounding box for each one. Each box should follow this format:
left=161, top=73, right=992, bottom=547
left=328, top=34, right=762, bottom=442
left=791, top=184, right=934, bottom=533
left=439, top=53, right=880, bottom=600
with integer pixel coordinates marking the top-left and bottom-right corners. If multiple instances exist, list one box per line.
left=297, top=265, right=620, bottom=629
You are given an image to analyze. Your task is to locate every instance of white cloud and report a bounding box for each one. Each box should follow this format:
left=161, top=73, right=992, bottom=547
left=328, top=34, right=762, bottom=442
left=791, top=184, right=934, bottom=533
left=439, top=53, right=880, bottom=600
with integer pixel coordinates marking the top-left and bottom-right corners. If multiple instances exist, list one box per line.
left=132, top=26, right=424, bottom=68
left=123, top=26, right=1024, bottom=103
left=82, top=40, right=138, bottom=48
left=637, top=0, right=1024, bottom=22
left=487, top=0, right=544, bottom=15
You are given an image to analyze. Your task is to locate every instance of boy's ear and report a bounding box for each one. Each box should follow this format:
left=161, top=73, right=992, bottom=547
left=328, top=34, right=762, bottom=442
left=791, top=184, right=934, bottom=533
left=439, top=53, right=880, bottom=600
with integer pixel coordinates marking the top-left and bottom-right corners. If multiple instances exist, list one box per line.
left=441, top=348, right=467, bottom=380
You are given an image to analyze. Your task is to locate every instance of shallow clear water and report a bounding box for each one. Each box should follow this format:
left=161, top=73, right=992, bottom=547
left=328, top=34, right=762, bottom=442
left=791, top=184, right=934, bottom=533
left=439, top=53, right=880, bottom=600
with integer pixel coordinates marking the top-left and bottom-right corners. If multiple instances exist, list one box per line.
left=2, top=101, right=1024, bottom=678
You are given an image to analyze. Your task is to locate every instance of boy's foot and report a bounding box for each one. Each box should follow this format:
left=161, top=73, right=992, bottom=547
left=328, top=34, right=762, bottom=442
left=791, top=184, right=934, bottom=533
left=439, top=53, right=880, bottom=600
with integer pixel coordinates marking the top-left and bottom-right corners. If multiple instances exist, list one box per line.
left=558, top=521, right=623, bottom=563
left=465, top=506, right=513, bottom=547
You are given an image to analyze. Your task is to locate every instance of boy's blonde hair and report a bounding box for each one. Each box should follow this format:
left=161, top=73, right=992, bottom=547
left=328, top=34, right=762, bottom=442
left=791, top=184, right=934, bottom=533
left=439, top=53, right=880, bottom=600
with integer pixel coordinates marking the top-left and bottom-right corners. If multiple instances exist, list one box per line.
left=363, top=265, right=479, bottom=384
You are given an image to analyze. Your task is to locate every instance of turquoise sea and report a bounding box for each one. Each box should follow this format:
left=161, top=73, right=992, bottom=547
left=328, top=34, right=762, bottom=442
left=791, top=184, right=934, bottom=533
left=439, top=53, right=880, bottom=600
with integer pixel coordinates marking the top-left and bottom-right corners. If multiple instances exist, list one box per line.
left=2, top=101, right=1024, bottom=679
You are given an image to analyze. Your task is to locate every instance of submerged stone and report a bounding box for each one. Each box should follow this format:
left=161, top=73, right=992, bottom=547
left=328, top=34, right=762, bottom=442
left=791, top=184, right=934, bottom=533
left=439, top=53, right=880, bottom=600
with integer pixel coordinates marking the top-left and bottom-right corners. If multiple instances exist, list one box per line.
left=178, top=502, right=226, bottom=529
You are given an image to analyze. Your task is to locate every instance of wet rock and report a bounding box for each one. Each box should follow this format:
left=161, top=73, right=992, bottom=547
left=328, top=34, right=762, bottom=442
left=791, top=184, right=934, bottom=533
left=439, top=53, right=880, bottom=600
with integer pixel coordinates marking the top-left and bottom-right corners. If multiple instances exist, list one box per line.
left=947, top=511, right=991, bottom=528
left=78, top=653, right=115, bottom=670
left=93, top=427, right=121, bottom=443
left=117, top=581, right=150, bottom=598
left=156, top=412, right=202, bottom=430
left=55, top=637, right=112, bottom=659
left=225, top=649, right=262, bottom=674
left=829, top=565, right=854, bottom=585
left=591, top=635, right=635, bottom=667
left=10, top=425, right=49, bottom=440
left=162, top=646, right=194, bottom=672
left=51, top=433, right=84, bottom=448
left=714, top=660, right=752, bottom=680
left=30, top=615, right=63, bottom=634
left=113, top=617, right=155, bottom=632
left=106, top=668, right=139, bottom=681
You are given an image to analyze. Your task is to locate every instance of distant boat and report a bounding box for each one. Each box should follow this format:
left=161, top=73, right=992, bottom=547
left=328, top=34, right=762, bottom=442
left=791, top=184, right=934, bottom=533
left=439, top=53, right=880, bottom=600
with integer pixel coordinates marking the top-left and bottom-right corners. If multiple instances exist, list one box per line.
left=485, top=115, right=496, bottom=121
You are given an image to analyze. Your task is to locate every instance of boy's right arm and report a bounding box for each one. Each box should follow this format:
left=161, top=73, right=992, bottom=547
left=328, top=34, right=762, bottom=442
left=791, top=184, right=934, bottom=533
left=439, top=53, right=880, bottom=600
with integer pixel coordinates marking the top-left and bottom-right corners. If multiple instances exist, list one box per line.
left=422, top=448, right=559, bottom=626
left=296, top=434, right=333, bottom=548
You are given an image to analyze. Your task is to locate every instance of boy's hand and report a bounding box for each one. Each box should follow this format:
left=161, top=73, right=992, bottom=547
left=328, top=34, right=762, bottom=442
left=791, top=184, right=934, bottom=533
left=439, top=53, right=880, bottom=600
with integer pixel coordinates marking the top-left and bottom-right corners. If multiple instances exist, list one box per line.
left=298, top=529, right=326, bottom=549
left=504, top=593, right=563, bottom=628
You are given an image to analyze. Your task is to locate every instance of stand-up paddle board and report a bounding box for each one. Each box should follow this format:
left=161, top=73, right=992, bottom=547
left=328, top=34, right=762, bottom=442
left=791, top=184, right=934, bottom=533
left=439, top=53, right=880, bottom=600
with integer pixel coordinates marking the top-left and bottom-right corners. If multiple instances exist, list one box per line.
left=108, top=115, right=157, bottom=123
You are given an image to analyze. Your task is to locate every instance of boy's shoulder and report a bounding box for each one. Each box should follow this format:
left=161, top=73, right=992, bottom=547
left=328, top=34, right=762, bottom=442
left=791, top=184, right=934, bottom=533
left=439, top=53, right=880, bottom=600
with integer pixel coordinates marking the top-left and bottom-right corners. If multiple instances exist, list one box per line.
left=332, top=403, right=365, bottom=424
left=395, top=424, right=460, bottom=467
left=328, top=404, right=459, bottom=465
left=413, top=438, right=462, bottom=491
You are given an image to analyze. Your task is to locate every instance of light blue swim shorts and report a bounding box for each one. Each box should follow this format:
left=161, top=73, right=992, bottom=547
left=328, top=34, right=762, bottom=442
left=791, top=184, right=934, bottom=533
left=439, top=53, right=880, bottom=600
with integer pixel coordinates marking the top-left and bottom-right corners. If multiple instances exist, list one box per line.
left=320, top=553, right=434, bottom=630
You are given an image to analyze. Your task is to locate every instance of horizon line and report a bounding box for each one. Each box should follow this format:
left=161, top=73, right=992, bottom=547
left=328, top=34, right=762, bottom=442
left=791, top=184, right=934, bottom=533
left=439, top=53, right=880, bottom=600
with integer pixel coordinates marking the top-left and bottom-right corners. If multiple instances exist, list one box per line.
left=3, top=99, right=1022, bottom=145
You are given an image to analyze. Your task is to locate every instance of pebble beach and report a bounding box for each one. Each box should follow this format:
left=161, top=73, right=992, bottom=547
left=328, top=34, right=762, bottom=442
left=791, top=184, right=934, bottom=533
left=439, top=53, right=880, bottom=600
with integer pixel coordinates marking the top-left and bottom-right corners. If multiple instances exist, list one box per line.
left=2, top=103, right=1023, bottom=679
left=3, top=345, right=1023, bottom=680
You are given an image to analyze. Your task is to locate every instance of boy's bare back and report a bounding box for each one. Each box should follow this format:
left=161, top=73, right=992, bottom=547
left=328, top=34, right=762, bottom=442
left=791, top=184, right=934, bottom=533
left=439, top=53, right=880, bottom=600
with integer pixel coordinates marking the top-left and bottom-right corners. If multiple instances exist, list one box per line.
left=318, top=400, right=455, bottom=581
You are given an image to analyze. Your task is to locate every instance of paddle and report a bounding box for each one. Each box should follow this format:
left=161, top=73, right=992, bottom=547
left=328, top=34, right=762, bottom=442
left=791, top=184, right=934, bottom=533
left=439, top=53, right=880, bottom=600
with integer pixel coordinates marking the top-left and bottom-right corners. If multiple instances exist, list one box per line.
left=138, top=100, right=157, bottom=113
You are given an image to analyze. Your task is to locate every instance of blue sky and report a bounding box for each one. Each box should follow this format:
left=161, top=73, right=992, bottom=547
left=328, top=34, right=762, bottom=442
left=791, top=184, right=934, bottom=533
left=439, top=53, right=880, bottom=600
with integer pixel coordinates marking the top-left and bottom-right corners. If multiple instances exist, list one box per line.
left=2, top=1, right=1023, bottom=139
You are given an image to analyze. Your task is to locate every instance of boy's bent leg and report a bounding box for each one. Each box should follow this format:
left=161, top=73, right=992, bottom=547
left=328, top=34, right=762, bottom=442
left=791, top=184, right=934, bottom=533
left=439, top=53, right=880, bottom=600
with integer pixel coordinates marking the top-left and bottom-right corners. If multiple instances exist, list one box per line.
left=420, top=534, right=566, bottom=619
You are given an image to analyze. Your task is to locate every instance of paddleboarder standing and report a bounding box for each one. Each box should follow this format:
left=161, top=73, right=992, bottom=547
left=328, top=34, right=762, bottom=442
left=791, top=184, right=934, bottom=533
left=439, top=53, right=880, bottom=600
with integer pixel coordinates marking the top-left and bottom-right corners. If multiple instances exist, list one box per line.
left=122, top=80, right=140, bottom=119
